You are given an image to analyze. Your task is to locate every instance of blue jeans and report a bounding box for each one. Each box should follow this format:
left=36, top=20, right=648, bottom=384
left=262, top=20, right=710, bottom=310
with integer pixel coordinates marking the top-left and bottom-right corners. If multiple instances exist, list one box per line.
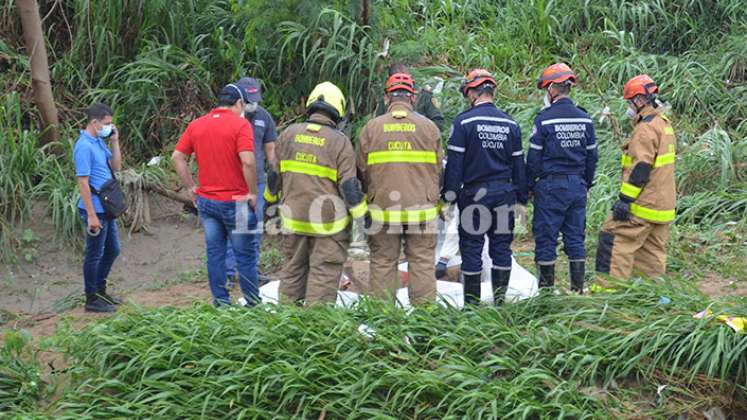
left=79, top=209, right=121, bottom=296
left=226, top=182, right=264, bottom=277
left=197, top=196, right=259, bottom=306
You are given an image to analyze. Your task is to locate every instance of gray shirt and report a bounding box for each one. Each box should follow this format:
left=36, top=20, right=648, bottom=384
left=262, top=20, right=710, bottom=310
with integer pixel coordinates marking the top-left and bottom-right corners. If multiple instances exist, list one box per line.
left=246, top=106, right=278, bottom=184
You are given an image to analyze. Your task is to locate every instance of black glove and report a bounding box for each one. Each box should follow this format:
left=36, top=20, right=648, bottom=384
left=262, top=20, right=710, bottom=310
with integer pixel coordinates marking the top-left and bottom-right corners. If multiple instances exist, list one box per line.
left=264, top=203, right=279, bottom=224
left=435, top=259, right=448, bottom=279
left=612, top=200, right=631, bottom=221
left=364, top=213, right=372, bottom=230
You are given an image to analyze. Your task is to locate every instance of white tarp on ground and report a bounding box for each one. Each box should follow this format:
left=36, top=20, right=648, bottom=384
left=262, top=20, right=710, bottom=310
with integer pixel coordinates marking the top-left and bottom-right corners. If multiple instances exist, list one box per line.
left=259, top=256, right=537, bottom=310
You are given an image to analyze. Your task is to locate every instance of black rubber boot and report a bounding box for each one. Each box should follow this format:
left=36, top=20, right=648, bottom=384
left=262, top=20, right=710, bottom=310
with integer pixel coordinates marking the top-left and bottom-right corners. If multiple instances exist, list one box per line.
left=491, top=269, right=510, bottom=306
left=97, top=287, right=122, bottom=305
left=569, top=261, right=585, bottom=293
left=85, top=294, right=116, bottom=313
left=538, top=264, right=555, bottom=289
left=463, top=274, right=482, bottom=305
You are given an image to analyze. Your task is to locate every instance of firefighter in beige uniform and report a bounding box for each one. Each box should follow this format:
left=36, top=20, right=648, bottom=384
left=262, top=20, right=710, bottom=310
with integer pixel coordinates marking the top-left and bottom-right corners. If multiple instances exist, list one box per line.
left=357, top=73, right=442, bottom=304
left=265, top=82, right=367, bottom=304
left=596, top=75, right=676, bottom=279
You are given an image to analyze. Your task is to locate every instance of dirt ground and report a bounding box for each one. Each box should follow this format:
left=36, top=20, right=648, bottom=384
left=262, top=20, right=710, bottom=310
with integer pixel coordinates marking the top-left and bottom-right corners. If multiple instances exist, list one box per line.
left=0, top=197, right=206, bottom=317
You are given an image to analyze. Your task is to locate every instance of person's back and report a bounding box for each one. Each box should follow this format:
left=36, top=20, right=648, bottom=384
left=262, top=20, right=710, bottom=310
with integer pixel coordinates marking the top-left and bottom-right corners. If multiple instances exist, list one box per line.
left=442, top=69, right=527, bottom=306
left=172, top=83, right=259, bottom=307
left=526, top=63, right=598, bottom=292
left=358, top=73, right=442, bottom=305
left=183, top=109, right=253, bottom=201
left=450, top=102, right=523, bottom=191
left=359, top=104, right=442, bottom=222
left=528, top=98, right=596, bottom=179
left=265, top=81, right=366, bottom=305
left=274, top=112, right=358, bottom=235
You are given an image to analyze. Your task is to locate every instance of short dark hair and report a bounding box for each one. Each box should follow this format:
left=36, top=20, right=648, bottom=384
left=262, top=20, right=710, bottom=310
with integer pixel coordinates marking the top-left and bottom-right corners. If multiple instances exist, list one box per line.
left=388, top=63, right=409, bottom=76
left=218, top=94, right=239, bottom=107
left=86, top=103, right=113, bottom=122
left=550, top=82, right=572, bottom=95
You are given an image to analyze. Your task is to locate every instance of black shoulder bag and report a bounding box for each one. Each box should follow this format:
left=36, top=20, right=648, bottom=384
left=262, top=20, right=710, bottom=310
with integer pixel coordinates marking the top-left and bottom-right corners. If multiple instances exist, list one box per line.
left=91, top=161, right=128, bottom=218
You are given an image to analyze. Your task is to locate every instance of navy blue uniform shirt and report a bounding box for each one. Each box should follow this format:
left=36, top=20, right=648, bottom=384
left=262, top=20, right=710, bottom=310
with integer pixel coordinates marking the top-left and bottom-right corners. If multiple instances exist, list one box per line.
left=526, top=97, right=598, bottom=190
left=443, top=102, right=527, bottom=204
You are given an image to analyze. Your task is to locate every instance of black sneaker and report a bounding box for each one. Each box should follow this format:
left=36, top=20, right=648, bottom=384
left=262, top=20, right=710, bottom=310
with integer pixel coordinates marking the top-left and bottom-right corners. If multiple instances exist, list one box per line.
left=85, top=295, right=116, bottom=313
left=97, top=292, right=123, bottom=305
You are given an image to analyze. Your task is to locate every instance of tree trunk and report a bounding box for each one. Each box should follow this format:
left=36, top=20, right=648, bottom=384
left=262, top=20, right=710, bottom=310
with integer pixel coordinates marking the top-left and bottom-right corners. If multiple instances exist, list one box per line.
left=17, top=0, right=60, bottom=144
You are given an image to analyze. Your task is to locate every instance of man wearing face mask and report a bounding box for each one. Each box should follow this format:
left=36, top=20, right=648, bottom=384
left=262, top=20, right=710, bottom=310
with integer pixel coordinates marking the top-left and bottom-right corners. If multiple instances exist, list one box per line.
left=442, top=69, right=527, bottom=306
left=596, top=75, right=676, bottom=279
left=172, top=84, right=259, bottom=307
left=222, top=77, right=278, bottom=287
left=74, top=103, right=124, bottom=313
left=526, top=63, right=598, bottom=292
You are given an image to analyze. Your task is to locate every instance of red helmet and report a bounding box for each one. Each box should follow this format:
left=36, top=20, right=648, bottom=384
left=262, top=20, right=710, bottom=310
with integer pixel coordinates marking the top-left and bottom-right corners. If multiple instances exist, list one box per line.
left=460, top=69, right=497, bottom=97
left=536, top=63, right=576, bottom=89
left=385, top=73, right=416, bottom=94
left=623, top=74, right=658, bottom=100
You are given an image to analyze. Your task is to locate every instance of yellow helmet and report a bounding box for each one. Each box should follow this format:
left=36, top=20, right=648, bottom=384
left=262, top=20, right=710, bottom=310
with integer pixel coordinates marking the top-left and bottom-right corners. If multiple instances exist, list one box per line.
left=306, top=81, right=346, bottom=121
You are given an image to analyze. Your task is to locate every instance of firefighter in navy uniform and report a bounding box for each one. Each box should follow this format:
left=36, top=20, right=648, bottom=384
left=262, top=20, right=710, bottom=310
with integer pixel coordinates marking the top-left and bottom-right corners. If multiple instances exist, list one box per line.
left=264, top=82, right=367, bottom=305
left=526, top=63, right=598, bottom=292
left=596, top=75, right=676, bottom=279
left=442, top=69, right=528, bottom=305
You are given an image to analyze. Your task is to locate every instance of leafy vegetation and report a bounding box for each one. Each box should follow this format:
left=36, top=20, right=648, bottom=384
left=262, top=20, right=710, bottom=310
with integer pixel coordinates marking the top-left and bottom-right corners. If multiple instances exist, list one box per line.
left=0, top=279, right=740, bottom=417
left=0, top=330, right=43, bottom=413
left=1, top=0, right=746, bottom=416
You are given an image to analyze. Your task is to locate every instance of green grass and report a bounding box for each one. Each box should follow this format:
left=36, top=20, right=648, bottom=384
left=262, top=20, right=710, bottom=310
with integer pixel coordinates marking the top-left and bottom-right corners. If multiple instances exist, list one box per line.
left=0, top=279, right=738, bottom=417
left=0, top=2, right=746, bottom=415
left=0, top=330, right=43, bottom=414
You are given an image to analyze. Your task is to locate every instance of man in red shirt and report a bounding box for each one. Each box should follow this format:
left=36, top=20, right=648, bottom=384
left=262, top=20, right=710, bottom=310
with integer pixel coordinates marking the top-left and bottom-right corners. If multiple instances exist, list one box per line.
left=172, top=83, right=259, bottom=306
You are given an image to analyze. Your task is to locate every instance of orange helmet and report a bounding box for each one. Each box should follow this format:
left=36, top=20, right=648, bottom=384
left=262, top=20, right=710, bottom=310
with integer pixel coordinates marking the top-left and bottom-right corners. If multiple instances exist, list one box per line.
left=536, top=63, right=576, bottom=89
left=385, top=73, right=416, bottom=94
left=460, top=69, right=497, bottom=97
left=623, top=74, right=658, bottom=100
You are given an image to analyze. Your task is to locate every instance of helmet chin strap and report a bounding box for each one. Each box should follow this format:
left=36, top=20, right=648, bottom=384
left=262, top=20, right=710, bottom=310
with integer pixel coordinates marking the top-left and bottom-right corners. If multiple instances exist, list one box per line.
left=546, top=87, right=559, bottom=104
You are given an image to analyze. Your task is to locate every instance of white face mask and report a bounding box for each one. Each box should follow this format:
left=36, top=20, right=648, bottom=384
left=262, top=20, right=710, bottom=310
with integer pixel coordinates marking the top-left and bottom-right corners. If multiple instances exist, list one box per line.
left=543, top=92, right=552, bottom=108
left=625, top=105, right=637, bottom=120
left=244, top=102, right=258, bottom=114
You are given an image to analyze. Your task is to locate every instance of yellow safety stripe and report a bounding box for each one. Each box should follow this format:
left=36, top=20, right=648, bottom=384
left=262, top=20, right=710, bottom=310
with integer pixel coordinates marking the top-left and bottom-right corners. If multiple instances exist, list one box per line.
left=653, top=152, right=675, bottom=168
left=281, top=215, right=349, bottom=235
left=664, top=126, right=674, bottom=135
left=369, top=207, right=438, bottom=223
left=621, top=154, right=633, bottom=169
left=367, top=150, right=438, bottom=166
left=630, top=204, right=675, bottom=223
left=620, top=182, right=642, bottom=199
left=621, top=153, right=675, bottom=169
left=279, top=160, right=337, bottom=181
left=348, top=200, right=368, bottom=219
left=263, top=188, right=279, bottom=204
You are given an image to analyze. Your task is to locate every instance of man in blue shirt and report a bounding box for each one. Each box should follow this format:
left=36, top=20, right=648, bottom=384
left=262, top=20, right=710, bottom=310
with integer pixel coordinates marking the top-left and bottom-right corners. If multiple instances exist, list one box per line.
left=526, top=63, right=598, bottom=292
left=224, top=77, right=278, bottom=286
left=73, top=103, right=123, bottom=313
left=443, top=69, right=528, bottom=306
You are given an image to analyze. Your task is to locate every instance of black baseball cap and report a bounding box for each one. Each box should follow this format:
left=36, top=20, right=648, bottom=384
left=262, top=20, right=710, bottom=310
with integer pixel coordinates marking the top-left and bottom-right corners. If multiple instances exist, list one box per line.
left=219, top=83, right=251, bottom=104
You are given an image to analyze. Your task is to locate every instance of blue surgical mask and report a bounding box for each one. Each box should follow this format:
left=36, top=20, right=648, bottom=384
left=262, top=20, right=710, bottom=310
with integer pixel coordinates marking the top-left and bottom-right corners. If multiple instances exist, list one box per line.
left=97, top=124, right=113, bottom=138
